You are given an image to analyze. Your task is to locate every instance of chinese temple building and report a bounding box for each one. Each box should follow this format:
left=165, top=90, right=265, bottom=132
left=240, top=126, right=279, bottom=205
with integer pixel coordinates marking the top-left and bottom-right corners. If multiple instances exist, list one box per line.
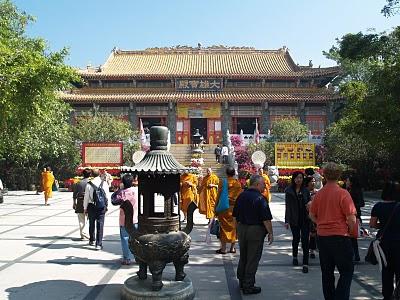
left=60, top=46, right=342, bottom=144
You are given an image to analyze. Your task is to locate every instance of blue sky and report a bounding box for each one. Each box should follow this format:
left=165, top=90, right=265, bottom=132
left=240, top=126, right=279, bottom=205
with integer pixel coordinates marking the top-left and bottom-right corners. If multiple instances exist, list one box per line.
left=13, top=0, right=400, bottom=68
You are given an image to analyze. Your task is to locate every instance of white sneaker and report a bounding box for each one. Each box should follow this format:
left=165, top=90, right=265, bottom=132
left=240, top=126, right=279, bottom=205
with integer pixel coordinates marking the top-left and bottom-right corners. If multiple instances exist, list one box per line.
left=95, top=245, right=102, bottom=250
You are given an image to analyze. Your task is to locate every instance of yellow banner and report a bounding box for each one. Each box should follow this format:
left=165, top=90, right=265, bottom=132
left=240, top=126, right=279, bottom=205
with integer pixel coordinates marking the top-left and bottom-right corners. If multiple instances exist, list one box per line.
left=275, top=142, right=315, bottom=167
left=177, top=103, right=220, bottom=118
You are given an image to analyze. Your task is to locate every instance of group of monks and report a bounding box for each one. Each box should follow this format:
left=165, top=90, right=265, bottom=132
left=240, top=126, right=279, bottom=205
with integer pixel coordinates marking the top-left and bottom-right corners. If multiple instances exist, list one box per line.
left=180, top=166, right=271, bottom=253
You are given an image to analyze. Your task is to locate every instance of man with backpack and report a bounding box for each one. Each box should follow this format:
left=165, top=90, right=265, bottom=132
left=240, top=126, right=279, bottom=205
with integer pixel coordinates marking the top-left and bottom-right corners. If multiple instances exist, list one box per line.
left=84, top=168, right=109, bottom=250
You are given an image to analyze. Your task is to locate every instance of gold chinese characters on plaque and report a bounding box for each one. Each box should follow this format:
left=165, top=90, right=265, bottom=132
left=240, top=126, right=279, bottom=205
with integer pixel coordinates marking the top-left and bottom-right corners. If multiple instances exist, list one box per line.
left=82, top=142, right=123, bottom=167
left=274, top=142, right=315, bottom=167
left=177, top=103, right=221, bottom=118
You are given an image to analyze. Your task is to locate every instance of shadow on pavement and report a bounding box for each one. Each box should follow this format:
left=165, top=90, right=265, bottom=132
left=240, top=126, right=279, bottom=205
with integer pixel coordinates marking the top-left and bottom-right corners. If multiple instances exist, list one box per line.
left=26, top=233, right=123, bottom=256
left=46, top=256, right=120, bottom=266
left=5, top=193, right=40, bottom=197
left=5, top=280, right=121, bottom=300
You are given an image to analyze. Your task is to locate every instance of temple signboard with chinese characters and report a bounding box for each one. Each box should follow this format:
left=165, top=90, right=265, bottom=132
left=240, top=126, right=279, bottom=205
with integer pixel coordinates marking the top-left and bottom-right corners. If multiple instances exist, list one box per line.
left=175, top=78, right=223, bottom=91
left=82, top=142, right=123, bottom=167
left=275, top=142, right=315, bottom=167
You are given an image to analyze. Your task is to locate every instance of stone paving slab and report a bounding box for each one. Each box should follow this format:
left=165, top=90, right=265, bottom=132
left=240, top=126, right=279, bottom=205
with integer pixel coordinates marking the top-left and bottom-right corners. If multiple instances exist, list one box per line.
left=0, top=191, right=384, bottom=299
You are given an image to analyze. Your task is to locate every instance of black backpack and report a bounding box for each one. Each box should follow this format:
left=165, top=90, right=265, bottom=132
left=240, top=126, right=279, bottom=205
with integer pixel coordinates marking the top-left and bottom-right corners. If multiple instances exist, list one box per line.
left=89, top=181, right=108, bottom=210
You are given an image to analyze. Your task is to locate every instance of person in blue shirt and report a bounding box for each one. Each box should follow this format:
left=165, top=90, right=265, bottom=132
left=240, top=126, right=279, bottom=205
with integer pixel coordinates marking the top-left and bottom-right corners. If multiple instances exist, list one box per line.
left=233, top=174, right=273, bottom=295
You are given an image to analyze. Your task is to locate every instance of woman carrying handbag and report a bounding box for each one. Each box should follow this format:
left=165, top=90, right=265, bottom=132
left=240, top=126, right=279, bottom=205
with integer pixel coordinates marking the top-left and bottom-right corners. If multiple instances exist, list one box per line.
left=369, top=181, right=400, bottom=300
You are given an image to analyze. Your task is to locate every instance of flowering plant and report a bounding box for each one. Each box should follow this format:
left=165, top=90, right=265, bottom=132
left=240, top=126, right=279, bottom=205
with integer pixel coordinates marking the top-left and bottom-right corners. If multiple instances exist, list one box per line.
left=190, top=158, right=204, bottom=168
left=277, top=177, right=292, bottom=192
left=76, top=166, right=121, bottom=176
left=230, top=135, right=243, bottom=147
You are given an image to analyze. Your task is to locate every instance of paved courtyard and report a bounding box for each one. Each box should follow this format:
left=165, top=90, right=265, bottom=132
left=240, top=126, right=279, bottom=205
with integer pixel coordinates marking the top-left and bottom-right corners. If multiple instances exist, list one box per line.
left=0, top=191, right=383, bottom=299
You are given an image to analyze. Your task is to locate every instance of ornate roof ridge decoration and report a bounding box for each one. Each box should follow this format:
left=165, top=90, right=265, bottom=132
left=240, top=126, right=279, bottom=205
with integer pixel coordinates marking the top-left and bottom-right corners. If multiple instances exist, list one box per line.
left=121, top=45, right=281, bottom=55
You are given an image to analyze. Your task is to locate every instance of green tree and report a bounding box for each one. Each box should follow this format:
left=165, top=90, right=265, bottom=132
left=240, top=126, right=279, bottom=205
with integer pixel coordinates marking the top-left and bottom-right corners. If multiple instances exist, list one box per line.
left=73, top=113, right=140, bottom=165
left=0, top=0, right=80, bottom=188
left=382, top=0, right=400, bottom=16
left=247, top=141, right=275, bottom=166
left=324, top=27, right=400, bottom=179
left=271, top=118, right=308, bottom=142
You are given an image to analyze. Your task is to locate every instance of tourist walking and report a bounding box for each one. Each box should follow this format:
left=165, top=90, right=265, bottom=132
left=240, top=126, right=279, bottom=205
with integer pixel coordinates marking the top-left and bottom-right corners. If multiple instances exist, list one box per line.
left=309, top=162, right=357, bottom=300
left=221, top=145, right=229, bottom=164
left=214, top=144, right=222, bottom=163
left=285, top=171, right=311, bottom=273
left=112, top=174, right=139, bottom=265
left=101, top=169, right=114, bottom=189
left=180, top=171, right=198, bottom=222
left=198, top=168, right=219, bottom=243
left=72, top=168, right=91, bottom=240
left=303, top=176, right=317, bottom=259
left=84, top=168, right=109, bottom=250
left=305, top=167, right=323, bottom=191
left=346, top=175, right=365, bottom=262
left=215, top=166, right=242, bottom=254
left=41, top=166, right=55, bottom=206
left=233, top=174, right=273, bottom=295
left=369, top=180, right=400, bottom=300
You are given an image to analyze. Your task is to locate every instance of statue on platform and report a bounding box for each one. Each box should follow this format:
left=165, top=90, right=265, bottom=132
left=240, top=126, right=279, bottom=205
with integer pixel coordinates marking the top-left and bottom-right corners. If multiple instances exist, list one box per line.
left=267, top=166, right=279, bottom=184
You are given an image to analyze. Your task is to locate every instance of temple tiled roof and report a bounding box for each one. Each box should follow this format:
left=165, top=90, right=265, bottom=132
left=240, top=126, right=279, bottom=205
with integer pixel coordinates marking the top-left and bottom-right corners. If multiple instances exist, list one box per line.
left=80, top=48, right=340, bottom=79
left=59, top=88, right=341, bottom=104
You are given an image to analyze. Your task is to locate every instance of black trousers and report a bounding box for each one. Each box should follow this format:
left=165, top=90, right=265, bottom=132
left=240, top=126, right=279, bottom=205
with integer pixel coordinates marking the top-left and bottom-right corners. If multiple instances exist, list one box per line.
left=351, top=238, right=360, bottom=260
left=380, top=240, right=400, bottom=300
left=310, top=222, right=317, bottom=251
left=237, top=223, right=266, bottom=288
left=317, top=236, right=354, bottom=300
left=290, top=222, right=310, bottom=265
left=88, top=204, right=106, bottom=246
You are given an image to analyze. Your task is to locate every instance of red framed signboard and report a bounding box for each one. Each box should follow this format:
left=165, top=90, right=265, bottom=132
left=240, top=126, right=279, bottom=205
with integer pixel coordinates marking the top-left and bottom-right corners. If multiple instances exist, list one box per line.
left=82, top=142, right=123, bottom=167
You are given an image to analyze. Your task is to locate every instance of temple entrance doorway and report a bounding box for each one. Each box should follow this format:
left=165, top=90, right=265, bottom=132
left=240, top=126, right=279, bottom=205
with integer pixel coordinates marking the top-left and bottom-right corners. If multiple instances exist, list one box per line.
left=235, top=117, right=258, bottom=134
left=190, top=118, right=207, bottom=143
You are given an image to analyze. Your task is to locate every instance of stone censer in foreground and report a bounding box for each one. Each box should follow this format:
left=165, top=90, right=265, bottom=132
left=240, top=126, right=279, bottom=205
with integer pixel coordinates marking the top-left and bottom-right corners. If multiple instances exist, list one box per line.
left=121, top=126, right=197, bottom=299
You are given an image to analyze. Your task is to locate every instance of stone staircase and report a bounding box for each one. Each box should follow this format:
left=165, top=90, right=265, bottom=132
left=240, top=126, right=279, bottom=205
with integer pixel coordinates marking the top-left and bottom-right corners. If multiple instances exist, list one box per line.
left=169, top=144, right=227, bottom=178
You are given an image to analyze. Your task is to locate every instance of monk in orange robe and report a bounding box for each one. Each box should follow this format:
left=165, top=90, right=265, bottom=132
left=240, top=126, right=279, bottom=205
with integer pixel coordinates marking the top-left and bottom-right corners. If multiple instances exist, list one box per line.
left=198, top=168, right=219, bottom=219
left=180, top=172, right=198, bottom=221
left=259, top=168, right=271, bottom=202
left=246, top=168, right=271, bottom=202
left=41, top=166, right=55, bottom=206
left=215, top=166, right=243, bottom=254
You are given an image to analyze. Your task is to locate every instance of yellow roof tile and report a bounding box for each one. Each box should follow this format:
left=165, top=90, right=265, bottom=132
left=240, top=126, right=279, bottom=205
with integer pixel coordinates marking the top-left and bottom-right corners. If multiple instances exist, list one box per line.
left=80, top=48, right=340, bottom=79
left=59, top=89, right=341, bottom=104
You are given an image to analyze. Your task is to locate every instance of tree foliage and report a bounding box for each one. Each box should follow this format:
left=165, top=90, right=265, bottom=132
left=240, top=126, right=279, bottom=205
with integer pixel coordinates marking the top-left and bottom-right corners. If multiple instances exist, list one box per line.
left=324, top=27, right=400, bottom=179
left=247, top=141, right=275, bottom=166
left=73, top=113, right=134, bottom=143
left=382, top=0, right=400, bottom=16
left=0, top=0, right=80, bottom=188
left=271, top=118, right=308, bottom=142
